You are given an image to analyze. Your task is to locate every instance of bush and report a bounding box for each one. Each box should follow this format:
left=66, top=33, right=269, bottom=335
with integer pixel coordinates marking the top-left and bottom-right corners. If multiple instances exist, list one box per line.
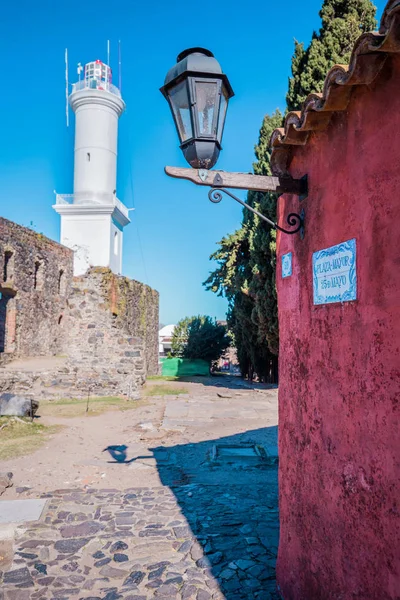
left=171, top=315, right=230, bottom=364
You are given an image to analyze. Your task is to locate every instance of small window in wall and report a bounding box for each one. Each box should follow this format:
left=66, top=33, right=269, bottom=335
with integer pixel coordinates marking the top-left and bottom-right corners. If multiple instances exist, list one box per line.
left=114, top=231, right=118, bottom=255
left=34, top=260, right=44, bottom=290
left=3, top=250, right=14, bottom=282
left=0, top=295, right=8, bottom=353
left=87, top=152, right=91, bottom=162
left=58, top=269, right=66, bottom=295
left=0, top=294, right=16, bottom=354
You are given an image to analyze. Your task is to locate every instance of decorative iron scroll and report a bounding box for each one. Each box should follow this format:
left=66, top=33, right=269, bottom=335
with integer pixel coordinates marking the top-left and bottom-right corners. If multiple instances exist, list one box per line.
left=208, top=188, right=304, bottom=236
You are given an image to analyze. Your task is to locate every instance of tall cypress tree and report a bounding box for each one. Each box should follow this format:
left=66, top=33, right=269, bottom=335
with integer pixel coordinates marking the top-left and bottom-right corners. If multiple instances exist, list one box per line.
left=204, top=111, right=283, bottom=382
left=246, top=110, right=284, bottom=358
left=205, top=0, right=377, bottom=381
left=287, top=0, right=377, bottom=111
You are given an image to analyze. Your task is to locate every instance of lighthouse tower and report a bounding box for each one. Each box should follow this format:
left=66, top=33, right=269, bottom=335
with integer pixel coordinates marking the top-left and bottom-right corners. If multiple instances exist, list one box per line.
left=53, top=60, right=130, bottom=276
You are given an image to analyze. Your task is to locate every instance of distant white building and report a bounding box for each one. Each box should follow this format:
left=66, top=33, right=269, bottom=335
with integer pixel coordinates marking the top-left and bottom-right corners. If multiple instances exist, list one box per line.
left=159, top=324, right=175, bottom=356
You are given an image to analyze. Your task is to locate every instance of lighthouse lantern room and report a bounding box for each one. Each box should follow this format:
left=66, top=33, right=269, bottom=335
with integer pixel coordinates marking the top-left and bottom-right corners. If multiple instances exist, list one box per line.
left=84, top=60, right=112, bottom=89
left=53, top=59, right=130, bottom=276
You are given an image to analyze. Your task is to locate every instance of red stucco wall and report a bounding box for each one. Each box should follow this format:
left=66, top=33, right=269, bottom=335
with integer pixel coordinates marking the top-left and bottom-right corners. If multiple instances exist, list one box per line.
left=276, top=56, right=400, bottom=599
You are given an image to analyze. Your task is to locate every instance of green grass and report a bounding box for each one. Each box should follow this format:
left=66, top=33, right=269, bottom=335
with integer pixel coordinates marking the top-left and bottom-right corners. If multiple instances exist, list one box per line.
left=0, top=417, right=61, bottom=460
left=144, top=385, right=188, bottom=397
left=39, top=396, right=146, bottom=418
left=146, top=375, right=181, bottom=381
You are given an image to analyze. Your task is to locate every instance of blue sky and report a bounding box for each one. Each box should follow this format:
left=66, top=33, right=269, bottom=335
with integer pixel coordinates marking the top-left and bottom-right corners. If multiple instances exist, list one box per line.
left=0, top=0, right=386, bottom=324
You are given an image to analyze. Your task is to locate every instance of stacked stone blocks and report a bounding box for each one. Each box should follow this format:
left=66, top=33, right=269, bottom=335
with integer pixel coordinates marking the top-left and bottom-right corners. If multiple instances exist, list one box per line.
left=0, top=218, right=159, bottom=398
left=0, top=217, right=72, bottom=364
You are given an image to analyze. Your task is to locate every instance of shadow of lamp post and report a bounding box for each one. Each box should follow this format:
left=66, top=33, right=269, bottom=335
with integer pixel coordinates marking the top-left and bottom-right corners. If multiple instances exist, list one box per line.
left=160, top=47, right=306, bottom=237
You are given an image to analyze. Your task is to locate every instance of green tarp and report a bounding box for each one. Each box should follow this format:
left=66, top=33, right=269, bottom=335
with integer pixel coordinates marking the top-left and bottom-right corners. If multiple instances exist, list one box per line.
left=161, top=358, right=210, bottom=377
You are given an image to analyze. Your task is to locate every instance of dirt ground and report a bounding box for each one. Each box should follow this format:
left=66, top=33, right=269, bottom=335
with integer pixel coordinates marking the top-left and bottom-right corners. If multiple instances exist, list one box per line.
left=1, top=376, right=278, bottom=497
left=0, top=375, right=279, bottom=599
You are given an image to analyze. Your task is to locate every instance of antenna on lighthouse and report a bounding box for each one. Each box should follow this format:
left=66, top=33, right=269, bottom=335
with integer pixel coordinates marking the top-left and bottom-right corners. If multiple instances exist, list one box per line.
left=118, top=40, right=122, bottom=92
left=107, top=40, right=110, bottom=66
left=65, top=48, right=69, bottom=127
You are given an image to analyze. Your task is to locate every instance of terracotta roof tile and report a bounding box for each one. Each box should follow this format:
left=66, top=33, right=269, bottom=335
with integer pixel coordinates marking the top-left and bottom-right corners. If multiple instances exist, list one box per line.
left=270, top=0, right=400, bottom=176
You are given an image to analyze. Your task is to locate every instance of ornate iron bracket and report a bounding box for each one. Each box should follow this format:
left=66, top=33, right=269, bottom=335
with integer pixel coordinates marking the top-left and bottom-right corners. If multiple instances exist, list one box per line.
left=164, top=166, right=307, bottom=237
left=208, top=188, right=305, bottom=237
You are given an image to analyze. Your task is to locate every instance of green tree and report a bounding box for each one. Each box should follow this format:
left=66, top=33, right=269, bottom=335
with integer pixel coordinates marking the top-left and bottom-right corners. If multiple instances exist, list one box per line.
left=204, top=111, right=282, bottom=381
left=205, top=0, right=377, bottom=382
left=287, top=0, right=377, bottom=111
left=204, top=226, right=257, bottom=378
left=246, top=110, right=284, bottom=357
left=171, top=315, right=231, bottom=364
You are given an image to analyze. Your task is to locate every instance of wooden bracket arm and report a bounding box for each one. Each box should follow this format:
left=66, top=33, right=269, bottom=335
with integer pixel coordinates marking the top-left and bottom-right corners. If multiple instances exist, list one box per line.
left=165, top=166, right=307, bottom=197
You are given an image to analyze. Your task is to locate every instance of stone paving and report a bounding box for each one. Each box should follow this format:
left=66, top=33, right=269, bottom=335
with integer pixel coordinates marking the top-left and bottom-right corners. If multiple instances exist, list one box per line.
left=0, top=378, right=280, bottom=599
left=1, top=484, right=279, bottom=600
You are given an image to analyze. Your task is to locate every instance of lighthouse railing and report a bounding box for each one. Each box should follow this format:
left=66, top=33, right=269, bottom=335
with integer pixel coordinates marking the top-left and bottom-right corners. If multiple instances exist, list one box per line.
left=55, top=193, right=129, bottom=219
left=71, top=79, right=121, bottom=98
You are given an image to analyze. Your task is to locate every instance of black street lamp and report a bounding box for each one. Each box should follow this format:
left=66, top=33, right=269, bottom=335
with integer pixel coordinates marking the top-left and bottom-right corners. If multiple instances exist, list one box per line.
left=160, top=48, right=234, bottom=169
left=161, top=48, right=307, bottom=236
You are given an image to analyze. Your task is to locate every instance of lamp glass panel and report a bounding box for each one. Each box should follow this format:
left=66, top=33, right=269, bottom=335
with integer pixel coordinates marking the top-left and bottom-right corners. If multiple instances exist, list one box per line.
left=194, top=81, right=218, bottom=136
left=168, top=80, right=192, bottom=142
left=217, top=86, right=229, bottom=142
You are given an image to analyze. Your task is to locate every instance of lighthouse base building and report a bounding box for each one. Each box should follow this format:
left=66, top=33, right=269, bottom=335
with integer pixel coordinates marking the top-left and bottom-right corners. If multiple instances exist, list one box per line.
left=54, top=198, right=130, bottom=276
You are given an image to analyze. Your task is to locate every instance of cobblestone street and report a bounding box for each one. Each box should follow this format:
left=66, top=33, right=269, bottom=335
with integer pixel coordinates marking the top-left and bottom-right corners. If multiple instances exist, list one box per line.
left=0, top=377, right=279, bottom=599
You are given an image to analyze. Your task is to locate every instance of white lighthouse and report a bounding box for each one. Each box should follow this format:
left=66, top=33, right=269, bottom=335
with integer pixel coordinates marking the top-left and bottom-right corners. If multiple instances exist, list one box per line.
left=53, top=60, right=130, bottom=275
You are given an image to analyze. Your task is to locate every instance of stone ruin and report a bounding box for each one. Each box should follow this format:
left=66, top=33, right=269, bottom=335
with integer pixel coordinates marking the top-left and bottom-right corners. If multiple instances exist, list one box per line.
left=0, top=217, right=159, bottom=400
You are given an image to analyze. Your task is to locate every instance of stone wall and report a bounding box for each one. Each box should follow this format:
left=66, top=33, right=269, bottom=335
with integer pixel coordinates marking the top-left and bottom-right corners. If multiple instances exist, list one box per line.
left=109, top=272, right=160, bottom=376
left=78, top=268, right=160, bottom=376
left=0, top=217, right=73, bottom=364
left=0, top=219, right=159, bottom=396
left=58, top=273, right=147, bottom=397
left=0, top=221, right=159, bottom=396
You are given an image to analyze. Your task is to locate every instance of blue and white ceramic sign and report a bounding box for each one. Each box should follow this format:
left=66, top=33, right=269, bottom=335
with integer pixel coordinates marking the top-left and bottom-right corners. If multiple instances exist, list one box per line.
left=282, top=252, right=292, bottom=278
left=313, top=239, right=356, bottom=305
